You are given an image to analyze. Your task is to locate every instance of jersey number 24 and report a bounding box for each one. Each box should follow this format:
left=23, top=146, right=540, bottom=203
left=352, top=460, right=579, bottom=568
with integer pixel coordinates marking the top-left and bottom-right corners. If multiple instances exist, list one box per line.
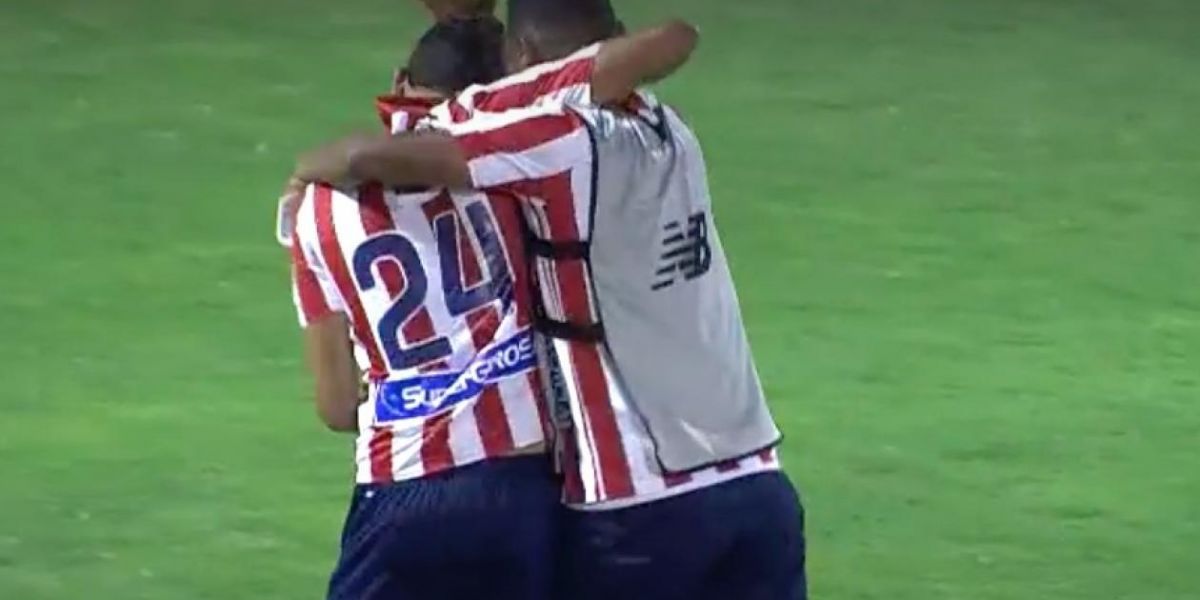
left=351, top=199, right=514, bottom=371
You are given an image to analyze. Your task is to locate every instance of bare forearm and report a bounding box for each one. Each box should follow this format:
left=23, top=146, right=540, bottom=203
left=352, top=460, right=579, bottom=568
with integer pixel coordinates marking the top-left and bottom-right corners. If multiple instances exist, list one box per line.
left=304, top=316, right=363, bottom=433
left=293, top=131, right=471, bottom=190
left=593, top=19, right=700, bottom=104
left=314, top=383, right=359, bottom=433
left=293, top=132, right=379, bottom=187
left=346, top=131, right=471, bottom=189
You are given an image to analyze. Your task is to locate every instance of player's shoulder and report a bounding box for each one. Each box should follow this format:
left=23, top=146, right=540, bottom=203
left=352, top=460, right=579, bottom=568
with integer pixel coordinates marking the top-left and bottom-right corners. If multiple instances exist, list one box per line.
left=289, top=183, right=325, bottom=249
left=443, top=43, right=602, bottom=118
left=291, top=182, right=362, bottom=246
left=470, top=42, right=599, bottom=97
left=441, top=96, right=583, bottom=138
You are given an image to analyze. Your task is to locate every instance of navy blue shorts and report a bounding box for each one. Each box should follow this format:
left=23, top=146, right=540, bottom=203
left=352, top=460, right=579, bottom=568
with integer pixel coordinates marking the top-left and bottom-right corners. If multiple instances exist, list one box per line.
left=559, top=471, right=807, bottom=600
left=326, top=455, right=560, bottom=600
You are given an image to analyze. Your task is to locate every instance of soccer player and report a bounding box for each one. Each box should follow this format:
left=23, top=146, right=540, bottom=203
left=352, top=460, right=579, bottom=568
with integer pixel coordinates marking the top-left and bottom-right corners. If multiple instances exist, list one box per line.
left=287, top=16, right=559, bottom=600
left=294, top=3, right=806, bottom=600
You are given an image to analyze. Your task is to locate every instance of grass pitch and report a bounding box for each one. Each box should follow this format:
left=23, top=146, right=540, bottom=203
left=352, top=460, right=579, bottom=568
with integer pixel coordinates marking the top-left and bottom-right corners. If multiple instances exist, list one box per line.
left=1, top=0, right=1197, bottom=598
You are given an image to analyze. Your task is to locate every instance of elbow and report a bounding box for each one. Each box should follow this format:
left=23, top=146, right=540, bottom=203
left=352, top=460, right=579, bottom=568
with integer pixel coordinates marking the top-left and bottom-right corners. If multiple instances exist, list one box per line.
left=319, top=412, right=358, bottom=433
left=666, top=19, right=700, bottom=57
left=345, top=142, right=378, bottom=184
left=345, top=133, right=405, bottom=184
left=316, top=400, right=358, bottom=433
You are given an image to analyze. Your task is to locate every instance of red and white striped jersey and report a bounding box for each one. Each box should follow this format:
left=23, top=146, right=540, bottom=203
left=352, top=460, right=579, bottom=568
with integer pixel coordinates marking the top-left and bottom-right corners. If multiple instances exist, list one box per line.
left=429, top=43, right=600, bottom=125
left=375, top=93, right=438, bottom=134
left=434, top=75, right=781, bottom=508
left=290, top=105, right=549, bottom=484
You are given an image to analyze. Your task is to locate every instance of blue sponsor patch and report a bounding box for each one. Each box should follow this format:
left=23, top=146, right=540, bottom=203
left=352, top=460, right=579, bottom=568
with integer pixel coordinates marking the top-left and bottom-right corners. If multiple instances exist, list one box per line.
left=375, top=330, right=536, bottom=422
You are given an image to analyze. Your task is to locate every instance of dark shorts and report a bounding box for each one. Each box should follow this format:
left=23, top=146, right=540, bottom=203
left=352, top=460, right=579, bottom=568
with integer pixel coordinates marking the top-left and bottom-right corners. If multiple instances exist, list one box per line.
left=559, top=470, right=807, bottom=600
left=327, top=455, right=560, bottom=600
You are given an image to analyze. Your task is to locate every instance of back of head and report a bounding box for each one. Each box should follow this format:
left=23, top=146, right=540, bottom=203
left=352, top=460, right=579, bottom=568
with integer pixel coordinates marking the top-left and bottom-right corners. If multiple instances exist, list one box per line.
left=507, top=0, right=620, bottom=62
left=406, top=16, right=507, bottom=95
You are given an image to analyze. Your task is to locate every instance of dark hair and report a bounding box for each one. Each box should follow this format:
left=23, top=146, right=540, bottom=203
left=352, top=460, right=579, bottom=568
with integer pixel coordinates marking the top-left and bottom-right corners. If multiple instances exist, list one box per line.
left=508, top=0, right=620, bottom=60
left=407, top=16, right=507, bottom=95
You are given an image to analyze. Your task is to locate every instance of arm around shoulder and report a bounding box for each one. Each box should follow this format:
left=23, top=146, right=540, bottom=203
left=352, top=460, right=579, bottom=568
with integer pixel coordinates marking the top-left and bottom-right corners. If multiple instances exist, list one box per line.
left=591, top=19, right=700, bottom=104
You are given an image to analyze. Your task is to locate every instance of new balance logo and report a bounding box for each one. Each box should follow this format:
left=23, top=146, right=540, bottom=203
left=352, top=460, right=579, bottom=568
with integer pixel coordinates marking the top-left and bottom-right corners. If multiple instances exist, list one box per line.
left=653, top=212, right=712, bottom=290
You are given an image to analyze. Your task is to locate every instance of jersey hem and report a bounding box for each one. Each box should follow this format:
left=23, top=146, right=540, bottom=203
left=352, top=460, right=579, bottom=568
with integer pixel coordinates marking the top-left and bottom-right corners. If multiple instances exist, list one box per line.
left=353, top=445, right=550, bottom=485
left=565, top=463, right=781, bottom=512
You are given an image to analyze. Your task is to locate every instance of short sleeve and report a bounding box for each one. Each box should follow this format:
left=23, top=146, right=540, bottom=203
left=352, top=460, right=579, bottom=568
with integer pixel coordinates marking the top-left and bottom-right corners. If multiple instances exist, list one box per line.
left=290, top=190, right=348, bottom=328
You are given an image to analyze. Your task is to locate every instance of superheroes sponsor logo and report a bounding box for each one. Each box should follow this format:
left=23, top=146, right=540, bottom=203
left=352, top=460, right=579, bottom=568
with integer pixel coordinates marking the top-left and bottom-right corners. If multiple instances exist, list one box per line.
left=375, top=330, right=536, bottom=422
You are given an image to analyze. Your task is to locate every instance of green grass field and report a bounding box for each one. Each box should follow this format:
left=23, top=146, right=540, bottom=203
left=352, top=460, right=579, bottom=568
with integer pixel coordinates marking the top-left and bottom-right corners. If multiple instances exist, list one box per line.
left=2, top=0, right=1198, bottom=598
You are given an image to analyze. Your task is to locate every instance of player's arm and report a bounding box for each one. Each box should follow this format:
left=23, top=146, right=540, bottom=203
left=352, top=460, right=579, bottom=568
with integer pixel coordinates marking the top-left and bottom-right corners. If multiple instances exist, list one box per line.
left=303, top=314, right=361, bottom=433
left=293, top=103, right=590, bottom=193
left=590, top=19, right=700, bottom=104
left=290, top=193, right=361, bottom=432
left=294, top=130, right=470, bottom=190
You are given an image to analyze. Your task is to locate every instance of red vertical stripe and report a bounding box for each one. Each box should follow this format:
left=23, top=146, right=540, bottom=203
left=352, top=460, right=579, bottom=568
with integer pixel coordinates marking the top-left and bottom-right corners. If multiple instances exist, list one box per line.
left=368, top=429, right=395, bottom=478
left=421, top=412, right=455, bottom=473
left=537, top=175, right=595, bottom=323
left=489, top=192, right=552, bottom=442
left=469, top=310, right=514, bottom=457
left=458, top=221, right=483, bottom=286
left=313, top=186, right=386, bottom=377
left=537, top=174, right=634, bottom=497
left=759, top=449, right=777, bottom=464
left=568, top=342, right=633, bottom=498
left=489, top=191, right=533, bottom=327
left=449, top=99, right=470, bottom=123
left=290, top=239, right=334, bottom=324
left=474, top=387, right=513, bottom=455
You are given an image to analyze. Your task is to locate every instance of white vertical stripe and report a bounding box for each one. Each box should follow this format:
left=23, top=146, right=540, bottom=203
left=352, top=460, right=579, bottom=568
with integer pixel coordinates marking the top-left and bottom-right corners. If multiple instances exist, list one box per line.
left=353, top=402, right=374, bottom=483
left=390, top=419, right=430, bottom=481
left=427, top=101, right=454, bottom=125
left=569, top=149, right=594, bottom=242
left=554, top=338, right=601, bottom=502
left=597, top=346, right=664, bottom=497
left=446, top=401, right=485, bottom=465
left=290, top=280, right=307, bottom=328
left=329, top=187, right=372, bottom=308
left=525, top=203, right=567, bottom=321
left=498, top=371, right=544, bottom=448
left=390, top=111, right=410, bottom=134
left=294, top=187, right=349, bottom=319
